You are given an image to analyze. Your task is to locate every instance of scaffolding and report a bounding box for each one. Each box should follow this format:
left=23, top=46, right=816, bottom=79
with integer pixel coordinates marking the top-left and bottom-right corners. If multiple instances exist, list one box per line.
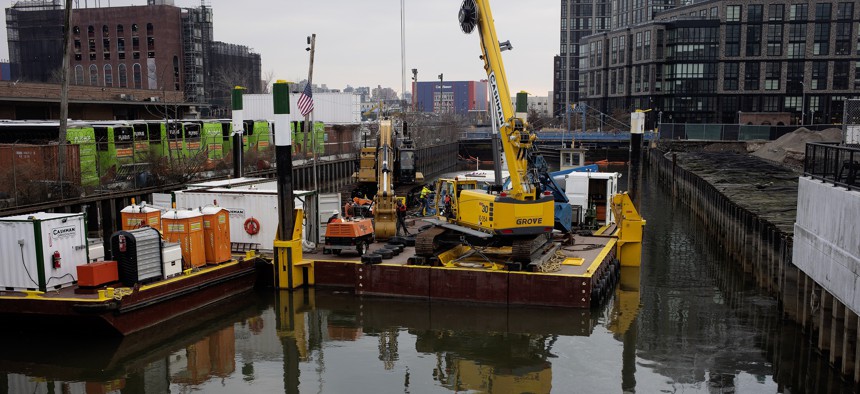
left=180, top=3, right=211, bottom=104
left=5, top=0, right=64, bottom=82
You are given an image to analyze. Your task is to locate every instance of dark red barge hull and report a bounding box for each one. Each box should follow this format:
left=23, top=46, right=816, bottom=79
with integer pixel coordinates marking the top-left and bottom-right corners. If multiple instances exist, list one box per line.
left=0, top=259, right=258, bottom=336
left=312, top=247, right=617, bottom=308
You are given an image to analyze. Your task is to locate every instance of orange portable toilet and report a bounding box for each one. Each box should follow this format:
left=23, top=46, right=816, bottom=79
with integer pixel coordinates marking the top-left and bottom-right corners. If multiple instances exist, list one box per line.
left=201, top=206, right=231, bottom=264
left=162, top=209, right=206, bottom=268
left=120, top=199, right=162, bottom=233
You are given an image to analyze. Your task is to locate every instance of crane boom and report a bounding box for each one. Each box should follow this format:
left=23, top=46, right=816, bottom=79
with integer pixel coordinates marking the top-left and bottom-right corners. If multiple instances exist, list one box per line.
left=464, top=0, right=536, bottom=200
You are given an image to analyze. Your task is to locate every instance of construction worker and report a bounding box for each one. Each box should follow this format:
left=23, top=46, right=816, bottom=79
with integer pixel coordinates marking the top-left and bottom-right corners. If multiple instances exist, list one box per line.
left=443, top=192, right=452, bottom=219
left=419, top=185, right=431, bottom=216
left=396, top=199, right=410, bottom=236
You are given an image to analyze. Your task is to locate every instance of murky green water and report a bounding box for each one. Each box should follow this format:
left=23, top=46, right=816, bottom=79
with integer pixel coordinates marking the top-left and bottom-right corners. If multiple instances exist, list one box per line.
left=1, top=168, right=852, bottom=393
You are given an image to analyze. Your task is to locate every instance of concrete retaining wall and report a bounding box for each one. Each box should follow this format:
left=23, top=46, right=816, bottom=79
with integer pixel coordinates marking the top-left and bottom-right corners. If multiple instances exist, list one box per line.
left=794, top=177, right=860, bottom=314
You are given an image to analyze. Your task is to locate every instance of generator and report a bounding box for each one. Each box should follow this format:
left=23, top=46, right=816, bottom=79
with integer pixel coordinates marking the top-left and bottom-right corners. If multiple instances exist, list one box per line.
left=111, top=227, right=163, bottom=286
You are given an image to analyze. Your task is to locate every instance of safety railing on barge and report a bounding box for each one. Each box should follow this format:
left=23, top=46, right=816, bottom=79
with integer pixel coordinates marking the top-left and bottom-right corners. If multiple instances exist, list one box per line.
left=804, top=142, right=860, bottom=192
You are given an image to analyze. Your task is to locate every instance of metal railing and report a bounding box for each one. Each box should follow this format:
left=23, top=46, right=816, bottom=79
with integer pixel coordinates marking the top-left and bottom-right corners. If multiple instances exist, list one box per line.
left=804, top=143, right=860, bottom=192
left=460, top=130, right=657, bottom=141
left=659, top=123, right=839, bottom=141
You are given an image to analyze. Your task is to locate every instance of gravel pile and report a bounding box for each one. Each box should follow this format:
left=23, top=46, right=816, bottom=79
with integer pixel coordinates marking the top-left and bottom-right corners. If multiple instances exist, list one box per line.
left=751, top=127, right=842, bottom=167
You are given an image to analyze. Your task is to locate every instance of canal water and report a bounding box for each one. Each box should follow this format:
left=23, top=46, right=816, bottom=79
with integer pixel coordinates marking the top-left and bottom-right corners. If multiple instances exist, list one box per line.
left=1, top=166, right=853, bottom=393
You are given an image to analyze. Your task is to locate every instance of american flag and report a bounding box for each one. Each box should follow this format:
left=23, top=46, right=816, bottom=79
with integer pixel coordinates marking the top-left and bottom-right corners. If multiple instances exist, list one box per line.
left=297, top=83, right=314, bottom=116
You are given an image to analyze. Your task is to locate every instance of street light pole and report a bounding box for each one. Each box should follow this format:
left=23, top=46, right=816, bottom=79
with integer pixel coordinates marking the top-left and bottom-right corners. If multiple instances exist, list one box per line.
left=800, top=81, right=806, bottom=125
left=438, top=73, right=444, bottom=114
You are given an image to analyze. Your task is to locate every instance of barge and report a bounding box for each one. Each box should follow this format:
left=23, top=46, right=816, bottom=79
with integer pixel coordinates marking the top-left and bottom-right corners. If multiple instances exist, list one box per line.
left=298, top=190, right=643, bottom=308
left=0, top=209, right=262, bottom=336
left=0, top=256, right=259, bottom=336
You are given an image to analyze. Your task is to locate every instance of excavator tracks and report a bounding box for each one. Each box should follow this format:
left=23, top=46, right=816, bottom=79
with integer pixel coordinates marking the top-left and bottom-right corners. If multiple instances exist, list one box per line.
left=415, top=226, right=446, bottom=257
left=511, top=233, right=553, bottom=262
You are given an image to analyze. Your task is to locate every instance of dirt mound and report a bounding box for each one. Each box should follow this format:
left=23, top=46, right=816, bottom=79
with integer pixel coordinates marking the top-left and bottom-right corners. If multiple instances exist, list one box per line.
left=751, top=127, right=842, bottom=167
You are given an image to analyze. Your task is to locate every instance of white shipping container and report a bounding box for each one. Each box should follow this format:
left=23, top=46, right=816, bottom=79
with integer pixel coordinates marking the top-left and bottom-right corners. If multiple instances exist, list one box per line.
left=563, top=172, right=619, bottom=225
left=0, top=212, right=88, bottom=291
left=243, top=92, right=361, bottom=124
left=174, top=183, right=328, bottom=252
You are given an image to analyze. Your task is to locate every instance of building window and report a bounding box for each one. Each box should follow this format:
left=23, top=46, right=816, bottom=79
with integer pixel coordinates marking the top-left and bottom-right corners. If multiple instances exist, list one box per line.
left=118, top=64, right=127, bottom=88
left=610, top=37, right=617, bottom=64
left=132, top=23, right=139, bottom=34
left=147, top=37, right=155, bottom=51
left=785, top=96, right=802, bottom=111
left=117, top=38, right=126, bottom=59
left=790, top=4, right=808, bottom=21
left=74, top=65, right=84, bottom=85
left=763, top=96, right=780, bottom=112
left=835, top=22, right=852, bottom=55
left=855, top=63, right=860, bottom=89
left=726, top=5, right=742, bottom=22
left=724, top=62, right=739, bottom=90
left=787, top=43, right=805, bottom=58
left=767, top=24, right=783, bottom=56
left=644, top=31, right=651, bottom=60
left=833, top=61, right=849, bottom=89
left=104, top=52, right=110, bottom=61
left=744, top=62, right=760, bottom=90
left=768, top=4, right=784, bottom=21
left=610, top=70, right=617, bottom=94
left=103, top=38, right=110, bottom=53
left=117, top=24, right=124, bottom=36
left=815, top=3, right=832, bottom=20
left=725, top=24, right=741, bottom=57
left=765, top=62, right=781, bottom=90
left=87, top=25, right=94, bottom=38
left=748, top=4, right=763, bottom=22
left=710, top=7, right=719, bottom=18
left=643, top=65, right=650, bottom=92
left=788, top=23, right=807, bottom=58
left=133, top=63, right=142, bottom=89
left=132, top=37, right=139, bottom=51
left=746, top=25, right=762, bottom=56
left=837, top=2, right=854, bottom=19
left=89, top=64, right=98, bottom=86
left=787, top=61, right=804, bottom=91
left=102, top=25, right=109, bottom=38
left=146, top=23, right=154, bottom=36
left=814, top=23, right=830, bottom=55
left=635, top=32, right=643, bottom=61
left=619, top=36, right=625, bottom=63
left=104, top=64, right=113, bottom=87
left=811, top=61, right=828, bottom=89
left=73, top=25, right=80, bottom=36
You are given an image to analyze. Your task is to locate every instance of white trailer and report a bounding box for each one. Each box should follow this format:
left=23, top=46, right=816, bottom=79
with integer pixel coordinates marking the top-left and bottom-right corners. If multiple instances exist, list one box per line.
left=173, top=180, right=341, bottom=252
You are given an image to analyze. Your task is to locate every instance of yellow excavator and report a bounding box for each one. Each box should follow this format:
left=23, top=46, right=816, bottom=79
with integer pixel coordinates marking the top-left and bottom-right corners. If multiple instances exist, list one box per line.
left=372, top=118, right=398, bottom=241
left=415, top=0, right=556, bottom=265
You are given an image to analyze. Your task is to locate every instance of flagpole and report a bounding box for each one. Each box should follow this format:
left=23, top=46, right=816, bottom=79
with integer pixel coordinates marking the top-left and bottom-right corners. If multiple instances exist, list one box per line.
left=305, top=33, right=317, bottom=193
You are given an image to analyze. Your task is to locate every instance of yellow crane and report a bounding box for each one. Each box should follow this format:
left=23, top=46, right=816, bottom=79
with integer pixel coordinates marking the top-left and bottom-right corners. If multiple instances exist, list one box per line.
left=416, top=0, right=556, bottom=265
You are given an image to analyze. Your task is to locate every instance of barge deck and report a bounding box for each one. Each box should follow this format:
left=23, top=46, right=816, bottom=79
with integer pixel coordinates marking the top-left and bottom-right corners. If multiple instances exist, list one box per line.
left=306, top=217, right=627, bottom=308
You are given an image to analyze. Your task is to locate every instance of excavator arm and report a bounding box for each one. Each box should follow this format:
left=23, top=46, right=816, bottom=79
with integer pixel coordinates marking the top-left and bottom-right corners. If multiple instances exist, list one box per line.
left=373, top=119, right=397, bottom=240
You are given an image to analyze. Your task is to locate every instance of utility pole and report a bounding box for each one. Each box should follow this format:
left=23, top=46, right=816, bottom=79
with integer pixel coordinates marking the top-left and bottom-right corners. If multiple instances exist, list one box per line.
left=411, top=68, right=418, bottom=111
left=58, top=0, right=73, bottom=197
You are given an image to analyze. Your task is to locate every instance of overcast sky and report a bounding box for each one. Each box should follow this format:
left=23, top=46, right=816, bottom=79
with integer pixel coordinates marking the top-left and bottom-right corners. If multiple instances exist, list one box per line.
left=0, top=0, right=559, bottom=97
